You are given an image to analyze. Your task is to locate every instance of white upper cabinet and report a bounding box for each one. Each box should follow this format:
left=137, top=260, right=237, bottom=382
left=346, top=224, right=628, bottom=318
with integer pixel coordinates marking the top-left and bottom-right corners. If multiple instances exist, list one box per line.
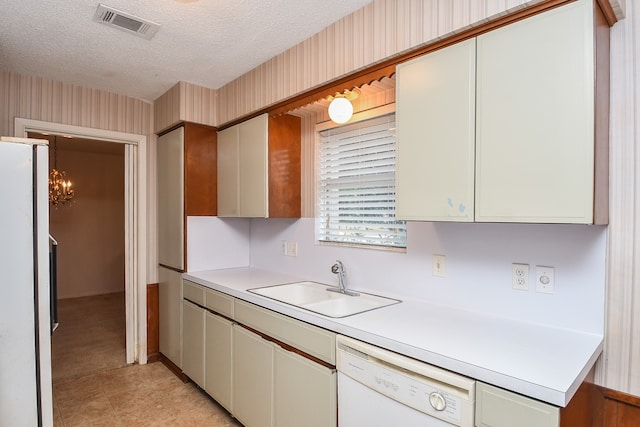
left=217, top=113, right=301, bottom=218
left=238, top=114, right=269, bottom=217
left=157, top=127, right=184, bottom=269
left=396, top=38, right=476, bottom=221
left=475, top=0, right=597, bottom=223
left=218, top=114, right=268, bottom=217
left=396, top=0, right=608, bottom=224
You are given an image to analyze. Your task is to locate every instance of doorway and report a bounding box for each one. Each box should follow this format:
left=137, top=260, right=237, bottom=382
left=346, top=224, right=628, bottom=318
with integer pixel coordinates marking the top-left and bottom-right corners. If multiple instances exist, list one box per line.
left=16, top=118, right=148, bottom=366
left=31, top=133, right=128, bottom=380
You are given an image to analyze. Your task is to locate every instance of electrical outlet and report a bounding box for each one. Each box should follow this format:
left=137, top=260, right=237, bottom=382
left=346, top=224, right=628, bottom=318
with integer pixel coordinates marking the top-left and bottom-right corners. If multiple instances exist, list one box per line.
left=536, top=266, right=555, bottom=294
left=432, top=254, right=446, bottom=277
left=512, top=263, right=530, bottom=291
left=280, top=240, right=287, bottom=256
left=286, top=241, right=298, bottom=257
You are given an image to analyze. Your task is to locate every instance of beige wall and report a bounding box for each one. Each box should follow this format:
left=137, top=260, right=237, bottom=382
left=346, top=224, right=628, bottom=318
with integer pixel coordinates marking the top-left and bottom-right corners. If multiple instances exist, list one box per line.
left=48, top=140, right=126, bottom=299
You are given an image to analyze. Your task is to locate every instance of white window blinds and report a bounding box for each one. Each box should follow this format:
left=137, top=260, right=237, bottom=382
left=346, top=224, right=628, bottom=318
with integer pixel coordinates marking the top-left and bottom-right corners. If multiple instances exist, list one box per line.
left=317, top=113, right=406, bottom=248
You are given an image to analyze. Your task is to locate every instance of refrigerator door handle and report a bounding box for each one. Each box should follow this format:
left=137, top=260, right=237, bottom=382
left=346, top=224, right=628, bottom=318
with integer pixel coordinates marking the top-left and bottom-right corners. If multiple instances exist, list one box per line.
left=49, top=235, right=59, bottom=334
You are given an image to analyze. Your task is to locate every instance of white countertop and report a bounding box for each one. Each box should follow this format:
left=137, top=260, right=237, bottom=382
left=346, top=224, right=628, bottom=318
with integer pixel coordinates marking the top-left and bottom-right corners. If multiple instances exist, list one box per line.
left=183, top=267, right=603, bottom=407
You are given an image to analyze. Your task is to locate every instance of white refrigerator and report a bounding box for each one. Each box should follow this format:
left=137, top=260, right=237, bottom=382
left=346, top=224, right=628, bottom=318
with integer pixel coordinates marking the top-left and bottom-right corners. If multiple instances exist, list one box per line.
left=0, top=137, right=54, bottom=426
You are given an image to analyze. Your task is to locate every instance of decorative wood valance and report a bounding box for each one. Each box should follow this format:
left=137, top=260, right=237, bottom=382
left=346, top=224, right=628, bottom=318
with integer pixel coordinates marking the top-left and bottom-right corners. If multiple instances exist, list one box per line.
left=217, top=0, right=618, bottom=130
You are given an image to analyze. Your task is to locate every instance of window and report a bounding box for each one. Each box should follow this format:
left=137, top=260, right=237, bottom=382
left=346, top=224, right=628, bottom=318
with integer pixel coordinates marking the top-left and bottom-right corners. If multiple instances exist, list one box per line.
left=316, top=113, right=406, bottom=249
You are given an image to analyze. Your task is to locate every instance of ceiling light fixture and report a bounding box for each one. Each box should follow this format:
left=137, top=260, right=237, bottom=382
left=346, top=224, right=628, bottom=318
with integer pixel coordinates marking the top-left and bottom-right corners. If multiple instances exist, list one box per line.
left=49, top=136, right=75, bottom=208
left=328, top=89, right=358, bottom=124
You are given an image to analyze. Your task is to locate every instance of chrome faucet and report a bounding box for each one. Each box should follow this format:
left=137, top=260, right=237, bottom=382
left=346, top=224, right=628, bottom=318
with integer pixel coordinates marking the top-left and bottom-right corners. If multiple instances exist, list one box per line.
left=328, top=260, right=359, bottom=296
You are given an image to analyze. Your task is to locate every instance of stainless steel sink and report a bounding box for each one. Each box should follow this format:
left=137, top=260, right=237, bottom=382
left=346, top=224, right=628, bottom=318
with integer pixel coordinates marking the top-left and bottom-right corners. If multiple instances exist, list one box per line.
left=248, top=281, right=400, bottom=318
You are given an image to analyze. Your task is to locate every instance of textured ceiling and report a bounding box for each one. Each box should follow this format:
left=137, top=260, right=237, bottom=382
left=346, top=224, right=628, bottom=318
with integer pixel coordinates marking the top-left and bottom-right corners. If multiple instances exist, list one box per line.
left=0, top=0, right=373, bottom=101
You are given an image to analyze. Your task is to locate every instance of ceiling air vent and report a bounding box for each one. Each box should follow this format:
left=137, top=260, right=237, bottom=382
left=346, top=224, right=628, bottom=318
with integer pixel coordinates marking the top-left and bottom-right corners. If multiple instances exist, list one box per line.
left=93, top=4, right=160, bottom=40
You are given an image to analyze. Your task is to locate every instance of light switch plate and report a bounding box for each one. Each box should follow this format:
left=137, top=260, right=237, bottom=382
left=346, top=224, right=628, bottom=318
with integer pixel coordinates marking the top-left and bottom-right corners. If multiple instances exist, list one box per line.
left=286, top=241, right=298, bottom=257
left=433, top=254, right=446, bottom=277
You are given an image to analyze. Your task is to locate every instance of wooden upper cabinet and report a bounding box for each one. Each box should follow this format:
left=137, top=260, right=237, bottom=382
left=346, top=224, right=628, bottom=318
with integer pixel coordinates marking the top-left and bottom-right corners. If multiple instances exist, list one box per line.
left=217, top=113, right=301, bottom=218
left=268, top=114, right=301, bottom=218
left=396, top=0, right=609, bottom=224
left=157, top=122, right=217, bottom=270
left=183, top=123, right=218, bottom=217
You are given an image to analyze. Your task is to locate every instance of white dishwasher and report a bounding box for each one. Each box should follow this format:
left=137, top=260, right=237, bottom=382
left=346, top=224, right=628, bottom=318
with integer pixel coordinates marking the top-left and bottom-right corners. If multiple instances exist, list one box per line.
left=336, top=335, right=475, bottom=427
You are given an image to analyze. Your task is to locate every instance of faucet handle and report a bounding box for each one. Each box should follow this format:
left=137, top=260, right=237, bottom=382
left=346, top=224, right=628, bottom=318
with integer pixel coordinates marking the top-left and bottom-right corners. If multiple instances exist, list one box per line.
left=331, top=260, right=344, bottom=274
left=331, top=263, right=339, bottom=274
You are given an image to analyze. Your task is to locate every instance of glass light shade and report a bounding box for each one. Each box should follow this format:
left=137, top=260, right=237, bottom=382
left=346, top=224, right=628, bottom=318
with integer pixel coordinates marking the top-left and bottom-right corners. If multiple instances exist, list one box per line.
left=328, top=97, right=353, bottom=124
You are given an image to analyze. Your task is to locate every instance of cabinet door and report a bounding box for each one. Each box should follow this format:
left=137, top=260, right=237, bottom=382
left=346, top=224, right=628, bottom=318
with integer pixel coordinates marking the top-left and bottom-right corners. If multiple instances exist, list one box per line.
left=181, top=300, right=205, bottom=387
left=396, top=38, right=476, bottom=221
left=239, top=114, right=268, bottom=217
left=475, top=0, right=594, bottom=223
left=204, top=312, right=233, bottom=412
left=476, top=382, right=559, bottom=427
left=217, top=126, right=240, bottom=217
left=158, top=267, right=182, bottom=367
left=274, top=346, right=336, bottom=427
left=232, top=324, right=273, bottom=427
left=157, top=127, right=184, bottom=269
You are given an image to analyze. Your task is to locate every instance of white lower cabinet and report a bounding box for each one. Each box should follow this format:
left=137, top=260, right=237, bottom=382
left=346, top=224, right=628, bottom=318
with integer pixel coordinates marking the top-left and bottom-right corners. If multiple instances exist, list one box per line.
left=274, top=346, right=337, bottom=427
left=475, top=382, right=560, bottom=427
left=232, top=324, right=274, bottom=427
left=181, top=281, right=337, bottom=427
left=181, top=300, right=205, bottom=388
left=159, top=266, right=182, bottom=368
left=204, top=311, right=233, bottom=413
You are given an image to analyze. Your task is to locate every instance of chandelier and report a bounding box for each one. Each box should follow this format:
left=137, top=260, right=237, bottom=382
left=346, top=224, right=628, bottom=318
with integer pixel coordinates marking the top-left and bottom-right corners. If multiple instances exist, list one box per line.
left=49, top=136, right=75, bottom=208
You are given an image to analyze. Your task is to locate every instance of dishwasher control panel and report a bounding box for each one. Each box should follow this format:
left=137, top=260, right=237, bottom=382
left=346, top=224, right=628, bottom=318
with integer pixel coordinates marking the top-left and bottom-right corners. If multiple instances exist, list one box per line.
left=337, top=335, right=475, bottom=427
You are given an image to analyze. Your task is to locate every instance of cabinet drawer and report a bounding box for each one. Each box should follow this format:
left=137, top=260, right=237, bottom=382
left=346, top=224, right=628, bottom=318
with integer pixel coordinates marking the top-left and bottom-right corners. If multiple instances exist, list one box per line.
left=183, top=280, right=205, bottom=305
left=205, top=288, right=234, bottom=318
left=235, top=300, right=336, bottom=365
left=476, top=382, right=559, bottom=427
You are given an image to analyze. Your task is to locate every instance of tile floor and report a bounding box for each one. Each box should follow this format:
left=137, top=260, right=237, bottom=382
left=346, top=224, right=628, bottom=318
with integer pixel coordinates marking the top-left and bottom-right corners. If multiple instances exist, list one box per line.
left=52, top=293, right=242, bottom=426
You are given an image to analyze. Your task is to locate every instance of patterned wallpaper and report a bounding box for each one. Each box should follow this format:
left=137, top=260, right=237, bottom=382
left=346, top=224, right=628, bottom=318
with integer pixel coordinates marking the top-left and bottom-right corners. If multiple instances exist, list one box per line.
left=216, top=0, right=547, bottom=125
left=596, top=0, right=640, bottom=397
left=0, top=71, right=152, bottom=137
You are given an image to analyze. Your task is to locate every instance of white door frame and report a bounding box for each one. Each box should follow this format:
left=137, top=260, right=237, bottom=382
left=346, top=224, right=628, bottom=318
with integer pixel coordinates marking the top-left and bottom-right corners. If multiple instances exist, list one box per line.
left=15, top=118, right=147, bottom=365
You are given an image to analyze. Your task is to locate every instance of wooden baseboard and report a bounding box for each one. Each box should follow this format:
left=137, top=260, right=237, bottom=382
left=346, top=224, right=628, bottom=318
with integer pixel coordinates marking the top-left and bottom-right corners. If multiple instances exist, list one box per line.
left=158, top=353, right=189, bottom=383
left=147, top=283, right=159, bottom=357
left=147, top=352, right=161, bottom=364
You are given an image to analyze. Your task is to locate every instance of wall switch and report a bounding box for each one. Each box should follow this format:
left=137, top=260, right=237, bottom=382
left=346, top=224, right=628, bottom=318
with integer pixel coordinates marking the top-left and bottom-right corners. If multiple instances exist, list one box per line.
left=432, top=254, right=446, bottom=277
left=512, top=263, right=530, bottom=291
left=286, top=241, right=298, bottom=257
left=280, top=240, right=287, bottom=256
left=536, top=266, right=555, bottom=294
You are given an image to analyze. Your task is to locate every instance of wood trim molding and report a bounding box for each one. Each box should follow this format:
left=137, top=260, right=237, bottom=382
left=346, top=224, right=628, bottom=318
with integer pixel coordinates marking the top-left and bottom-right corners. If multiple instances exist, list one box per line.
left=597, top=0, right=620, bottom=26
left=158, top=353, right=189, bottom=383
left=219, top=0, right=617, bottom=130
left=146, top=283, right=160, bottom=363
left=593, top=385, right=640, bottom=427
left=599, top=386, right=640, bottom=408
